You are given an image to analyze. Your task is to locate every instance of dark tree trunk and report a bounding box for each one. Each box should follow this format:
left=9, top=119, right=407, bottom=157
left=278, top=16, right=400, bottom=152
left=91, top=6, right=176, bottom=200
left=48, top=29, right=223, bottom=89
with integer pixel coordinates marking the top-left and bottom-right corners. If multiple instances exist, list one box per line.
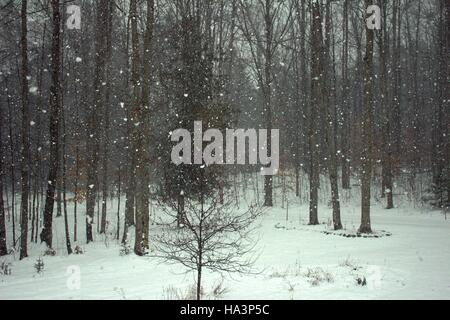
left=86, top=0, right=109, bottom=243
left=341, top=0, right=351, bottom=190
left=308, top=1, right=322, bottom=226
left=6, top=79, right=16, bottom=247
left=19, top=0, right=30, bottom=260
left=263, top=0, right=273, bottom=207
left=62, top=103, right=72, bottom=255
left=41, top=0, right=61, bottom=248
left=132, top=0, right=154, bottom=255
left=0, top=105, right=7, bottom=256
left=116, top=164, right=121, bottom=240
left=380, top=0, right=394, bottom=209
left=359, top=0, right=375, bottom=234
left=323, top=0, right=342, bottom=230
left=100, top=1, right=113, bottom=235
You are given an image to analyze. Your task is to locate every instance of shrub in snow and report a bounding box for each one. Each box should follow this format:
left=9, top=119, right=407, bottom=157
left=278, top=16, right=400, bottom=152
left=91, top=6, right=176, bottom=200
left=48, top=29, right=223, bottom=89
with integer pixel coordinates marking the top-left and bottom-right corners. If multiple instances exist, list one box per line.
left=44, top=248, right=56, bottom=256
left=162, top=285, right=198, bottom=300
left=210, top=279, right=228, bottom=300
left=74, top=245, right=84, bottom=255
left=269, top=261, right=302, bottom=279
left=34, top=257, right=45, bottom=274
left=0, top=261, right=12, bottom=275
left=339, top=258, right=361, bottom=271
left=120, top=242, right=132, bottom=256
left=304, top=267, right=334, bottom=286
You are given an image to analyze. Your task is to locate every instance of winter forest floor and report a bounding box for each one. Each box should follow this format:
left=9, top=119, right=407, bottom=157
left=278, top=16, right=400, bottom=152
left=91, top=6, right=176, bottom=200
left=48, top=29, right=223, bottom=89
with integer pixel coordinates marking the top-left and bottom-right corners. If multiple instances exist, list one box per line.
left=0, top=180, right=449, bottom=300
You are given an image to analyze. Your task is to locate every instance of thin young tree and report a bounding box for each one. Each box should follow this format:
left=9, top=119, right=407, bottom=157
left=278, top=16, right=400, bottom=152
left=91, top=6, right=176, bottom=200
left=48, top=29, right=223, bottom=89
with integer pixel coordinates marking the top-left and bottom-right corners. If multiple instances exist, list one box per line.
left=293, top=0, right=308, bottom=199
left=155, top=187, right=262, bottom=300
left=5, top=76, right=16, bottom=247
left=0, top=105, right=7, bottom=256
left=61, top=93, right=72, bottom=254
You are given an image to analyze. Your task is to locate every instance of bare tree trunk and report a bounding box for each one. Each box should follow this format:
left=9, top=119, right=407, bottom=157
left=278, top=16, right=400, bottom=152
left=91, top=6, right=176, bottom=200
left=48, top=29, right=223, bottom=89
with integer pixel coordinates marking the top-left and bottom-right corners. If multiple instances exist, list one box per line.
left=30, top=184, right=36, bottom=242
left=6, top=78, right=16, bottom=247
left=35, top=21, right=47, bottom=244
left=41, top=0, right=61, bottom=248
left=100, top=1, right=114, bottom=235
left=341, top=0, right=351, bottom=190
left=380, top=0, right=393, bottom=209
left=445, top=0, right=450, bottom=205
left=86, top=0, right=109, bottom=243
left=73, top=139, right=79, bottom=243
left=263, top=0, right=273, bottom=207
left=323, top=1, right=342, bottom=230
left=294, top=0, right=307, bottom=200
left=19, top=0, right=30, bottom=259
left=62, top=100, right=72, bottom=254
left=128, top=0, right=141, bottom=251
left=116, top=164, right=121, bottom=240
left=359, top=0, right=375, bottom=234
left=133, top=0, right=155, bottom=255
left=392, top=0, right=402, bottom=160
left=0, top=104, right=7, bottom=256
left=309, top=1, right=322, bottom=226
left=56, top=168, right=62, bottom=217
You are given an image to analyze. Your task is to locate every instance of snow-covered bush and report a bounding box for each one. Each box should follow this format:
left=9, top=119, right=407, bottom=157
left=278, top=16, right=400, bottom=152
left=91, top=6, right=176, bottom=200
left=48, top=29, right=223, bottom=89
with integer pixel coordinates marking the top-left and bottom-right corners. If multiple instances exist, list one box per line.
left=339, top=257, right=361, bottom=271
left=74, top=245, right=84, bottom=255
left=305, top=267, right=334, bottom=286
left=0, top=261, right=12, bottom=275
left=43, top=248, right=56, bottom=256
left=119, top=242, right=132, bottom=256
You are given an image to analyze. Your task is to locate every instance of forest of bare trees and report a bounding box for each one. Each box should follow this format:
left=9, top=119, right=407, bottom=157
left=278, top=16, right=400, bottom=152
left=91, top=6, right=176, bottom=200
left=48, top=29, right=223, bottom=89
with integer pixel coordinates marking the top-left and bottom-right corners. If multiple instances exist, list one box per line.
left=0, top=0, right=448, bottom=263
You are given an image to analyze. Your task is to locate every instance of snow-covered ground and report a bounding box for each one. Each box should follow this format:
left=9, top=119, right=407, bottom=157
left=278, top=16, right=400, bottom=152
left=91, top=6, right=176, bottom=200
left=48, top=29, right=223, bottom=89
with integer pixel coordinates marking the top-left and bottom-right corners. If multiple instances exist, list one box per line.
left=1, top=185, right=449, bottom=300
